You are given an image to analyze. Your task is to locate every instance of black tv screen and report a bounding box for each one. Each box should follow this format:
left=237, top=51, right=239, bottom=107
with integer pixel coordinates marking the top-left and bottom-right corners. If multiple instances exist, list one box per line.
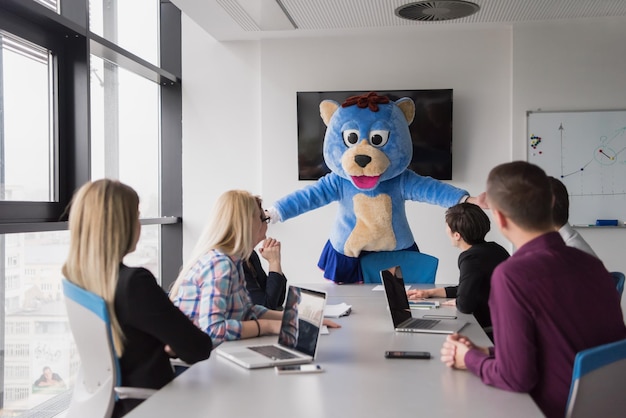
left=297, top=89, right=453, bottom=180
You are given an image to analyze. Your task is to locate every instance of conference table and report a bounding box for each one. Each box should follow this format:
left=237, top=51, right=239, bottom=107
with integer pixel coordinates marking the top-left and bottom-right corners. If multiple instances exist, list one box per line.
left=126, top=282, right=542, bottom=418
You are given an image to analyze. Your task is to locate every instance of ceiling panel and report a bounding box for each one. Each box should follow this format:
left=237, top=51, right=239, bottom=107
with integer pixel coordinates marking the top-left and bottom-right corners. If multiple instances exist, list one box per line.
left=172, top=0, right=626, bottom=40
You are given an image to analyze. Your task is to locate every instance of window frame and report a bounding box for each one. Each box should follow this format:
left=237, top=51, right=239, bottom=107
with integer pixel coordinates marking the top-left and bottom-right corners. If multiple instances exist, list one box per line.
left=0, top=0, right=182, bottom=287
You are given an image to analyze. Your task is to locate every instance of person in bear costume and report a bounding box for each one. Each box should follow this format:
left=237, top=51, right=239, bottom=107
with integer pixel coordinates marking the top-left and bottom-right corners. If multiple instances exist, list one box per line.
left=267, top=92, right=484, bottom=283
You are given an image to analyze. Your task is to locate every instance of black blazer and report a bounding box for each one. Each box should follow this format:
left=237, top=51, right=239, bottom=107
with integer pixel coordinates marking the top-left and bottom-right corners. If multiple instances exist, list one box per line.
left=113, top=264, right=212, bottom=416
left=243, top=251, right=287, bottom=310
left=444, top=241, right=510, bottom=329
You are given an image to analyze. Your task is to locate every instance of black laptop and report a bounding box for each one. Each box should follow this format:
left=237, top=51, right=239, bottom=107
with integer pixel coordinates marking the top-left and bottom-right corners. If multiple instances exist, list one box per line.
left=380, top=266, right=467, bottom=334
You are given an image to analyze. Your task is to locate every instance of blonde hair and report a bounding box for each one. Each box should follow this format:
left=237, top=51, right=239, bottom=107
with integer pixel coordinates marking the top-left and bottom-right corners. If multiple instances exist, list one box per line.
left=170, top=190, right=261, bottom=299
left=62, top=179, right=140, bottom=357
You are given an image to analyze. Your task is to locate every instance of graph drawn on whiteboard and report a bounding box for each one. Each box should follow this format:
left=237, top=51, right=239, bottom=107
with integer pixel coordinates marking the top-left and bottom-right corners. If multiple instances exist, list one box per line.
left=527, top=110, right=626, bottom=225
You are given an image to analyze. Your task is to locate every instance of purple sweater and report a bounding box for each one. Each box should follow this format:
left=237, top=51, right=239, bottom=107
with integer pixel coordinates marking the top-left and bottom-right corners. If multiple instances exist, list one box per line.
left=465, top=232, right=626, bottom=418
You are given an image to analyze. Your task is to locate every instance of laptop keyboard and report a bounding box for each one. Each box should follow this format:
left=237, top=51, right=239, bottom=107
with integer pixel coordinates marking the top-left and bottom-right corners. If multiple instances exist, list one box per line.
left=249, top=345, right=299, bottom=360
left=405, top=318, right=440, bottom=329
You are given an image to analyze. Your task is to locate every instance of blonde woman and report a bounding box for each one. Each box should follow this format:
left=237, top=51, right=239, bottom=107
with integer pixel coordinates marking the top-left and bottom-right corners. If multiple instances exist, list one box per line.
left=170, top=190, right=339, bottom=347
left=62, top=179, right=212, bottom=417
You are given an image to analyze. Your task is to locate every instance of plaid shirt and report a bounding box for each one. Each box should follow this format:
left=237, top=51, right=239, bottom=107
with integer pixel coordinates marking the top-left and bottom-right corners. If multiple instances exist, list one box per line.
left=172, top=249, right=268, bottom=347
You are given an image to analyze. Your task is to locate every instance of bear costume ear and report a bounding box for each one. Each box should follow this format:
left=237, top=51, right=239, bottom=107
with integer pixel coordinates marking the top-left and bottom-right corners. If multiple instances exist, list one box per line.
left=396, top=98, right=415, bottom=125
left=319, top=100, right=339, bottom=126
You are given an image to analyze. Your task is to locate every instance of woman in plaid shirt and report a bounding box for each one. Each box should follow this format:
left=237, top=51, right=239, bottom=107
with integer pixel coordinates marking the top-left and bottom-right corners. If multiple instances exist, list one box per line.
left=170, top=190, right=338, bottom=347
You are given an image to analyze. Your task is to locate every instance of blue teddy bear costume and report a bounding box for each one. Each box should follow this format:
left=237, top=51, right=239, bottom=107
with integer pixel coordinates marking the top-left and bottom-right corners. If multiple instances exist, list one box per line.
left=270, top=92, right=468, bottom=283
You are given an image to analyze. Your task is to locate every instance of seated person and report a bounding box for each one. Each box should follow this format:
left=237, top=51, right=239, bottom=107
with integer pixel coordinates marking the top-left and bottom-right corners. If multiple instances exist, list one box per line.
left=440, top=161, right=626, bottom=418
left=63, top=179, right=212, bottom=417
left=407, top=202, right=509, bottom=335
left=548, top=176, right=598, bottom=257
left=170, top=190, right=339, bottom=347
left=243, top=237, right=287, bottom=310
left=33, top=366, right=65, bottom=388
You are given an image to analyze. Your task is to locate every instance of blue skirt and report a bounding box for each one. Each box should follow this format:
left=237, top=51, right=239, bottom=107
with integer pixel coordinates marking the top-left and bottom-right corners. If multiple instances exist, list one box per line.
left=317, top=240, right=419, bottom=284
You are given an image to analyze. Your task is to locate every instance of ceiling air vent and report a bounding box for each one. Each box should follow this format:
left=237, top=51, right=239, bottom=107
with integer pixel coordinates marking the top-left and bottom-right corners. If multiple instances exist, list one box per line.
left=395, top=1, right=480, bottom=22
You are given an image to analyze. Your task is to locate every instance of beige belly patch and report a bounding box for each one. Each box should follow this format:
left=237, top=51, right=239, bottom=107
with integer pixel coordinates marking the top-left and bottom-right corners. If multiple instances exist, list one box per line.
left=344, top=194, right=396, bottom=257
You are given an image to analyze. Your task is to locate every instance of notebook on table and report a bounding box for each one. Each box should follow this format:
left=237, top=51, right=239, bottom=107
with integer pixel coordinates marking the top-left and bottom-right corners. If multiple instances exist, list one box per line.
left=380, top=266, right=467, bottom=334
left=216, top=285, right=327, bottom=369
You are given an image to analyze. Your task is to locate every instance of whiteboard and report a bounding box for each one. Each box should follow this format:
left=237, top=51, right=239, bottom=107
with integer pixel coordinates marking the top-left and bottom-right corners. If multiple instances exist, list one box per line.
left=527, top=110, right=626, bottom=225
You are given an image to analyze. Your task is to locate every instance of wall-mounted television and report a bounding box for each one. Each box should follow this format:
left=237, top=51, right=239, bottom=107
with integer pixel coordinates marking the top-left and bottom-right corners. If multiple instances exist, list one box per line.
left=297, top=89, right=453, bottom=180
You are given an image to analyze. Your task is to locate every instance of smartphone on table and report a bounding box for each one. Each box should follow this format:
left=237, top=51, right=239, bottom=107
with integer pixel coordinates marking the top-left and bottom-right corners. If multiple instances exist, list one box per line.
left=275, top=364, right=324, bottom=374
left=384, top=351, right=431, bottom=359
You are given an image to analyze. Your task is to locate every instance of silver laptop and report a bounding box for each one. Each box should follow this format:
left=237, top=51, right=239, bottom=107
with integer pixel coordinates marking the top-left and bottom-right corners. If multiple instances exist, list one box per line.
left=216, top=285, right=327, bottom=369
left=381, top=266, right=467, bottom=334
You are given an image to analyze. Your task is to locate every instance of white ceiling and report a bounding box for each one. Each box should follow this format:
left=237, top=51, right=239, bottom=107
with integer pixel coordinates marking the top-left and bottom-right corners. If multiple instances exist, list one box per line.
left=171, top=0, right=626, bottom=41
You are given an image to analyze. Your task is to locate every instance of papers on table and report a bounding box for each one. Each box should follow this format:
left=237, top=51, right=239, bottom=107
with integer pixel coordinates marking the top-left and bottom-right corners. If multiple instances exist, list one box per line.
left=408, top=300, right=440, bottom=310
left=324, top=302, right=352, bottom=318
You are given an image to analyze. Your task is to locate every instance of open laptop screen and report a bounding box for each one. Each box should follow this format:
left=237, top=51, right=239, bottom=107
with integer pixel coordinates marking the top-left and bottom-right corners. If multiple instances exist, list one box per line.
left=381, top=267, right=413, bottom=327
left=277, top=287, right=326, bottom=357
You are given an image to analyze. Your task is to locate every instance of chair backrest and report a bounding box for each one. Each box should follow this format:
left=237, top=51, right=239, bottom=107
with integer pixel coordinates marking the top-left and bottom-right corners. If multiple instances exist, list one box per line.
left=565, top=338, right=626, bottom=418
left=610, top=271, right=625, bottom=297
left=360, top=250, right=439, bottom=284
left=62, top=279, right=119, bottom=418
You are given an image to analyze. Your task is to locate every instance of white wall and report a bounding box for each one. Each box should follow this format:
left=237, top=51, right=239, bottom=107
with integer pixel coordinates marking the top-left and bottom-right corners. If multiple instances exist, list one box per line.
left=181, top=14, right=626, bottom=286
left=512, top=17, right=626, bottom=274
left=181, top=21, right=262, bottom=252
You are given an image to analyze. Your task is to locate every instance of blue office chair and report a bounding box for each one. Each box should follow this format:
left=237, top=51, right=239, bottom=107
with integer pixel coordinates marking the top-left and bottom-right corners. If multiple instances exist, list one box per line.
left=609, top=271, right=624, bottom=297
left=360, top=250, right=439, bottom=284
left=62, top=279, right=155, bottom=418
left=565, top=338, right=626, bottom=418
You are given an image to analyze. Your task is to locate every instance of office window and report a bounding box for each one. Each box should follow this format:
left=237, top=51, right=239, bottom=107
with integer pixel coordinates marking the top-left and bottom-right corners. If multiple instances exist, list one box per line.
left=34, top=0, right=59, bottom=12
left=0, top=228, right=159, bottom=415
left=89, top=0, right=159, bottom=66
left=90, top=55, right=160, bottom=218
left=0, top=31, right=55, bottom=202
left=5, top=387, right=30, bottom=402
left=124, top=224, right=160, bottom=278
left=0, top=1, right=182, bottom=415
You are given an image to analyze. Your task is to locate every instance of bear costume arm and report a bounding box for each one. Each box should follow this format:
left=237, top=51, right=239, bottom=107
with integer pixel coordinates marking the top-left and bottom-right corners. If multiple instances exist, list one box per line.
left=271, top=173, right=342, bottom=222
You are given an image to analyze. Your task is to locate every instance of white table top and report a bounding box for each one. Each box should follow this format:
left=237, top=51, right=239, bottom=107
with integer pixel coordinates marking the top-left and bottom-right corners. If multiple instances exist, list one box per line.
left=126, top=282, right=541, bottom=418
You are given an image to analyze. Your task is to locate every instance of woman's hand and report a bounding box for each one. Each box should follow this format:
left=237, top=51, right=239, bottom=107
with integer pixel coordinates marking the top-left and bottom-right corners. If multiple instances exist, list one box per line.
left=322, top=318, right=341, bottom=328
left=259, top=238, right=282, bottom=273
left=259, top=318, right=283, bottom=335
left=164, top=344, right=177, bottom=358
left=407, top=288, right=433, bottom=300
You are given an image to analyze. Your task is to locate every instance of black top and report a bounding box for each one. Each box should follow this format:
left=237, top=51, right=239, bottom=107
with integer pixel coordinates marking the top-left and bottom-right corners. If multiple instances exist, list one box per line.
left=113, top=264, right=212, bottom=417
left=243, top=251, right=287, bottom=310
left=444, top=242, right=510, bottom=329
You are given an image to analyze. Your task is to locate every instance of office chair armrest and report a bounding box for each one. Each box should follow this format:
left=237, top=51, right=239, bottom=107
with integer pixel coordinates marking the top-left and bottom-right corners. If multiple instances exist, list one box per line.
left=114, top=386, right=158, bottom=400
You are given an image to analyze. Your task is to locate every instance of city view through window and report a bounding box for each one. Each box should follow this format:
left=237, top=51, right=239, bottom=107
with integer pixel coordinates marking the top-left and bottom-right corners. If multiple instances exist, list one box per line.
left=1, top=228, right=159, bottom=417
left=0, top=1, right=163, bottom=416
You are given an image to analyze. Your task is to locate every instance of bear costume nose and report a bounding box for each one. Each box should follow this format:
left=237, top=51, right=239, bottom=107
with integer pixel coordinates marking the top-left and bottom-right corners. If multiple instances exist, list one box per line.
left=354, top=155, right=371, bottom=168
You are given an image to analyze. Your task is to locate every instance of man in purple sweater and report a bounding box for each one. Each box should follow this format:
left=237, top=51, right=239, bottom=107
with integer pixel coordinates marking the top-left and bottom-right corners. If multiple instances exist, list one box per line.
left=440, top=161, right=626, bottom=418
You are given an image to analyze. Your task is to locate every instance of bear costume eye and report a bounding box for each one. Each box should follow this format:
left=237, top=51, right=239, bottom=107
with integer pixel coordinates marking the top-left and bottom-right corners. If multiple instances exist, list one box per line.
left=342, top=130, right=360, bottom=147
left=369, top=130, right=389, bottom=147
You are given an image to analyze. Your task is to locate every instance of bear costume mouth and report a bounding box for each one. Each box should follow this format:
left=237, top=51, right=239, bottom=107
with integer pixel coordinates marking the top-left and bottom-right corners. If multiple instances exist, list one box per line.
left=351, top=175, right=380, bottom=189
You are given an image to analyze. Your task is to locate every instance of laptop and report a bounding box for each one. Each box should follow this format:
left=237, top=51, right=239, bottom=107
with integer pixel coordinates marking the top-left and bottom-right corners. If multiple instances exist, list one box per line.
left=216, top=285, right=327, bottom=369
left=380, top=266, right=467, bottom=334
